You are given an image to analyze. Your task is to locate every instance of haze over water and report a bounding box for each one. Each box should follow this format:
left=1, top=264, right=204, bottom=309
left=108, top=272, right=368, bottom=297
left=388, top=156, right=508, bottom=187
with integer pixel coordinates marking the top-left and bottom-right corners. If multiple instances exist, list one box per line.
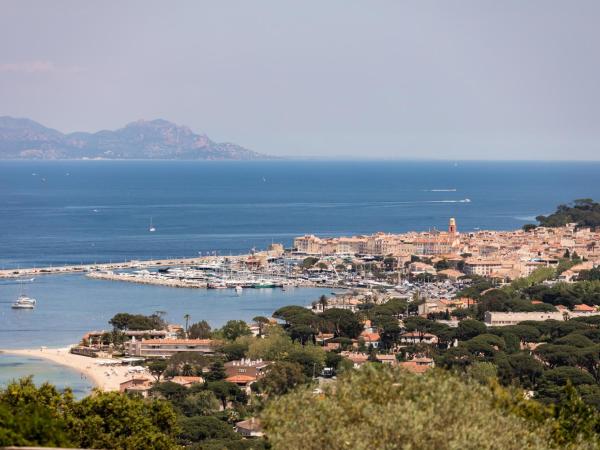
left=2, top=160, right=600, bottom=269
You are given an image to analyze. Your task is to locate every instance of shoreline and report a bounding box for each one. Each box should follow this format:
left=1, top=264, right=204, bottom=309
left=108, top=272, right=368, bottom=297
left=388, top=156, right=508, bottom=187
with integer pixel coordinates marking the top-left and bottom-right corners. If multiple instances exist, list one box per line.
left=0, top=347, right=136, bottom=392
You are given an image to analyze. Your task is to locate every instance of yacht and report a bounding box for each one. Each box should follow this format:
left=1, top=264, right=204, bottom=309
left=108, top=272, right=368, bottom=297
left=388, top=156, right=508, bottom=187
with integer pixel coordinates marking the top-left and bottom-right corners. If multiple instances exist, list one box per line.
left=149, top=217, right=156, bottom=232
left=11, top=294, right=36, bottom=309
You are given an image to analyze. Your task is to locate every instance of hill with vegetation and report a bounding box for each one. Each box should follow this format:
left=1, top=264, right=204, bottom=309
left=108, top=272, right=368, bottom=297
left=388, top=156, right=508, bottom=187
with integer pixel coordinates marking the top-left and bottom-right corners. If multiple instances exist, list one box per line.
left=0, top=116, right=273, bottom=160
left=531, top=199, right=600, bottom=230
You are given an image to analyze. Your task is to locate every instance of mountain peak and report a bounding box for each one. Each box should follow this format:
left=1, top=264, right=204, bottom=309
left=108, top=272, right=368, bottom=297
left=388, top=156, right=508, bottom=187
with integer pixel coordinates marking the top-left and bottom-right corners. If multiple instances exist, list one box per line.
left=0, top=116, right=274, bottom=160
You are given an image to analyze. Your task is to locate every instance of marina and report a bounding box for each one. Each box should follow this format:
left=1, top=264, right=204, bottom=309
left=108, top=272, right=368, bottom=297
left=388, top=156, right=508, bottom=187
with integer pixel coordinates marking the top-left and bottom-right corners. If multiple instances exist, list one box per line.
left=0, top=273, right=332, bottom=349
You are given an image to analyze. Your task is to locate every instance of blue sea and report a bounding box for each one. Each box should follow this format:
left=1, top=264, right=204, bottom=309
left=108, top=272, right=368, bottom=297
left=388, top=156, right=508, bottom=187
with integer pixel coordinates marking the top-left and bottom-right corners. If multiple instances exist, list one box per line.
left=2, top=160, right=600, bottom=269
left=1, top=160, right=600, bottom=392
left=0, top=353, right=93, bottom=398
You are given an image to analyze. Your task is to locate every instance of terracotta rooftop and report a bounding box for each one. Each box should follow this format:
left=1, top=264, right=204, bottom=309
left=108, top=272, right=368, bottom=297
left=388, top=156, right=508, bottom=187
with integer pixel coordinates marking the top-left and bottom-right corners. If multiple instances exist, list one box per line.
left=139, top=339, right=214, bottom=345
left=226, top=375, right=257, bottom=384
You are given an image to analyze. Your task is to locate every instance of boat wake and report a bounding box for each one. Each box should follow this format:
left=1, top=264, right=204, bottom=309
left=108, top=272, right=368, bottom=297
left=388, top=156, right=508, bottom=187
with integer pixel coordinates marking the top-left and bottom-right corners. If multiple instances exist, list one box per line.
left=424, top=189, right=457, bottom=192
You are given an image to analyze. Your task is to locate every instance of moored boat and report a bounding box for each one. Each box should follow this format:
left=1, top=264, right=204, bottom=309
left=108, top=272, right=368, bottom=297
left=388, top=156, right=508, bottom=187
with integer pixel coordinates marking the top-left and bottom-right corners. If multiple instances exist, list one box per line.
left=11, top=294, right=36, bottom=309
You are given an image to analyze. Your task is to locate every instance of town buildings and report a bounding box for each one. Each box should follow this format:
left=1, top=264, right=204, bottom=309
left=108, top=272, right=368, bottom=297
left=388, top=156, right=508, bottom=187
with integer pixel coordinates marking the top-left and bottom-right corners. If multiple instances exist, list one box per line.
left=294, top=221, right=600, bottom=281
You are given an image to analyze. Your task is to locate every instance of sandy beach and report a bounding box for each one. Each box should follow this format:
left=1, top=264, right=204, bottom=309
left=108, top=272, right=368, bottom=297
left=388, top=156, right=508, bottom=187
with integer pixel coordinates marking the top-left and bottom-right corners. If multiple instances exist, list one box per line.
left=1, top=347, right=144, bottom=392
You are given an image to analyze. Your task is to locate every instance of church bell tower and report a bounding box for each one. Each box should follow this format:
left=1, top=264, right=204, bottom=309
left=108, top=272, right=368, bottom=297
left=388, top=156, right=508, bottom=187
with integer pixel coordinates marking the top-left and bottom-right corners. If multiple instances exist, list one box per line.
left=448, top=217, right=457, bottom=235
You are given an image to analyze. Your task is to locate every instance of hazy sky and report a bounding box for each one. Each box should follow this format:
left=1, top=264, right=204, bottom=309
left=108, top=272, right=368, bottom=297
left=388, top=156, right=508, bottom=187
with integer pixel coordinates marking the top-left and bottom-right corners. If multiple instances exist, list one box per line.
left=1, top=1, right=599, bottom=159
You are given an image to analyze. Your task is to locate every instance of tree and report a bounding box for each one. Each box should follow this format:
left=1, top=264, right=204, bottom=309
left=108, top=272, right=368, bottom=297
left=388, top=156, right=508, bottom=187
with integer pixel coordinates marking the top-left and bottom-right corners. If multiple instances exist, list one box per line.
left=541, top=366, right=596, bottom=387
left=455, top=319, right=487, bottom=341
left=188, top=320, right=212, bottom=339
left=318, top=295, right=328, bottom=310
left=320, top=308, right=362, bottom=339
left=252, top=316, right=271, bottom=337
left=286, top=345, right=326, bottom=378
left=178, top=415, right=239, bottom=445
left=262, top=365, right=561, bottom=450
left=301, top=257, right=319, bottom=269
left=0, top=378, right=179, bottom=450
left=167, top=352, right=210, bottom=377
left=109, top=312, right=165, bottom=331
left=205, top=381, right=246, bottom=410
left=150, top=381, right=188, bottom=405
left=72, top=392, right=178, bottom=450
left=247, top=326, right=296, bottom=361
left=183, top=314, right=191, bottom=335
left=220, top=341, right=250, bottom=361
left=255, top=361, right=307, bottom=395
left=0, top=378, right=73, bottom=448
left=148, top=359, right=169, bottom=382
left=504, top=353, right=545, bottom=388
left=466, top=361, right=498, bottom=384
left=220, top=320, right=252, bottom=341
left=180, top=390, right=221, bottom=417
left=205, top=360, right=227, bottom=382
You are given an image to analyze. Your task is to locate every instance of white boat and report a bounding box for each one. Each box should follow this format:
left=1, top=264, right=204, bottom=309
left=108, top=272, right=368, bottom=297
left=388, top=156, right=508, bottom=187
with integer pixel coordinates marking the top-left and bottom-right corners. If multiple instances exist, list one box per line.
left=149, top=217, right=156, bottom=232
left=11, top=294, right=36, bottom=309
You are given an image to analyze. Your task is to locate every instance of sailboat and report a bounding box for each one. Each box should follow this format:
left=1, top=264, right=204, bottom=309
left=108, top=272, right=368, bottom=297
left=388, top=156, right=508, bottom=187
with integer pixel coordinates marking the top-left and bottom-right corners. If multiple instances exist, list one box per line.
left=149, top=217, right=156, bottom=232
left=11, top=280, right=36, bottom=309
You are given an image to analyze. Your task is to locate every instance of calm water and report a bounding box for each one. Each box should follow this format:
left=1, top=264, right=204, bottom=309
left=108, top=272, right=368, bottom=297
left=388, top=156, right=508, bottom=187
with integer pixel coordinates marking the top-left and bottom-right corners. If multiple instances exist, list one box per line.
left=2, top=160, right=600, bottom=268
left=0, top=353, right=93, bottom=398
left=0, top=274, right=330, bottom=348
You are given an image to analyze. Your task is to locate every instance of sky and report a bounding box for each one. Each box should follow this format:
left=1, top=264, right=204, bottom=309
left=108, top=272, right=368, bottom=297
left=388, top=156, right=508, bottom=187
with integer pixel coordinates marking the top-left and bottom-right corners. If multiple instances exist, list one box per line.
left=1, top=1, right=599, bottom=160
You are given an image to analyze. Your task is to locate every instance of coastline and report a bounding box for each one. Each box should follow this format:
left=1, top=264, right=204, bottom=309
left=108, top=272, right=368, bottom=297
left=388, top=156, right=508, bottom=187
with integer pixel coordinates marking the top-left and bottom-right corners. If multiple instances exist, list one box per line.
left=0, top=347, right=134, bottom=392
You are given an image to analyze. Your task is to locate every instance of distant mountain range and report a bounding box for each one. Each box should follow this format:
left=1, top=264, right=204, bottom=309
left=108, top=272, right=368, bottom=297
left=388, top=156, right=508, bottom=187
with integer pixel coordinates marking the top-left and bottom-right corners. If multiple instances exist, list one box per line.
left=0, top=116, right=274, bottom=160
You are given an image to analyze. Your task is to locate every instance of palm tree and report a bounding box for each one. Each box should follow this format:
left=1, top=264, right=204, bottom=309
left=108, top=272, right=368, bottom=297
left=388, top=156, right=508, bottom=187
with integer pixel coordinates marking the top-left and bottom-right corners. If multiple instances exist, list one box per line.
left=253, top=316, right=270, bottom=337
left=319, top=295, right=328, bottom=311
left=184, top=314, right=191, bottom=337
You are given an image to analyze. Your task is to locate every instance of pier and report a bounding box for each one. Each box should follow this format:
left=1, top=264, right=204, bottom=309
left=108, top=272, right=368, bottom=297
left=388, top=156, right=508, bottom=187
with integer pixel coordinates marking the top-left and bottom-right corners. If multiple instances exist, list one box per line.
left=0, top=256, right=224, bottom=279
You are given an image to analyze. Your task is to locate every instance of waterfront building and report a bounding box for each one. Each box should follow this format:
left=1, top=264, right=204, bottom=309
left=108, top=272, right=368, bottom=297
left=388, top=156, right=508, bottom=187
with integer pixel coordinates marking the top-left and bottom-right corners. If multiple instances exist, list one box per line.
left=84, top=329, right=172, bottom=347
left=124, top=338, right=216, bottom=357
left=484, top=310, right=600, bottom=326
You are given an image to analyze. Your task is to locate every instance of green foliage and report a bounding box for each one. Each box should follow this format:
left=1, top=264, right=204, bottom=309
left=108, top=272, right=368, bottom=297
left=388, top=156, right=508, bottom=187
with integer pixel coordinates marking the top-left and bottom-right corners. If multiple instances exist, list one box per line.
left=178, top=415, right=239, bottom=445
left=0, top=377, right=179, bottom=449
left=167, top=352, right=211, bottom=377
left=320, top=308, right=363, bottom=338
left=219, top=320, right=252, bottom=341
left=466, top=361, right=498, bottom=384
left=254, top=361, right=307, bottom=395
left=205, top=360, right=227, bottom=382
left=536, top=199, right=600, bottom=229
left=109, top=312, right=165, bottom=331
left=151, top=381, right=189, bottom=403
left=188, top=320, right=212, bottom=339
left=179, top=390, right=221, bottom=417
left=455, top=319, right=487, bottom=340
left=220, top=340, right=250, bottom=361
left=579, top=267, right=600, bottom=281
left=262, top=366, right=561, bottom=450
left=301, top=257, right=319, bottom=268
left=205, top=381, right=246, bottom=409
left=0, top=379, right=73, bottom=448
left=148, top=359, right=169, bottom=381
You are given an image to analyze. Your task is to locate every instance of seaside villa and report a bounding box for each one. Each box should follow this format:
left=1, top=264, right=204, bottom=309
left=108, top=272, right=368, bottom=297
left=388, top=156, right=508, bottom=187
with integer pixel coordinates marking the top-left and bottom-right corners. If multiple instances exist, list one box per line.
left=124, top=338, right=217, bottom=357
